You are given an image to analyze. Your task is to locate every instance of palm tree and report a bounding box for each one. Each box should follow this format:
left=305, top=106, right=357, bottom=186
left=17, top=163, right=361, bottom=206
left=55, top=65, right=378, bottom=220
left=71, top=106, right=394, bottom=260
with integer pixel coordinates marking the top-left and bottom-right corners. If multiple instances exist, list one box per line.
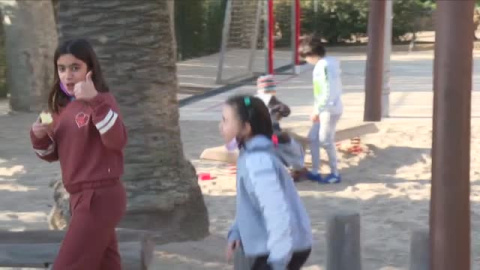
left=0, top=0, right=57, bottom=111
left=56, top=0, right=209, bottom=240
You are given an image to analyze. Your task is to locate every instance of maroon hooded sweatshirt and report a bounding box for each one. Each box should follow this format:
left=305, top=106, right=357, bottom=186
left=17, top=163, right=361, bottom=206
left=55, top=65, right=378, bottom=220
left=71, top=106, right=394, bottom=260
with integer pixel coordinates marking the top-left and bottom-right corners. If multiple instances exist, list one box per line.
left=30, top=93, right=127, bottom=194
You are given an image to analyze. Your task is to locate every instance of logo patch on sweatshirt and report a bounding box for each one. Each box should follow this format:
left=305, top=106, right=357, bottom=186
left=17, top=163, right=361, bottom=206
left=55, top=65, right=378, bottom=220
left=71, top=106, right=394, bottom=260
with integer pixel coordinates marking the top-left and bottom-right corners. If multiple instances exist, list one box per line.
left=75, top=112, right=90, bottom=128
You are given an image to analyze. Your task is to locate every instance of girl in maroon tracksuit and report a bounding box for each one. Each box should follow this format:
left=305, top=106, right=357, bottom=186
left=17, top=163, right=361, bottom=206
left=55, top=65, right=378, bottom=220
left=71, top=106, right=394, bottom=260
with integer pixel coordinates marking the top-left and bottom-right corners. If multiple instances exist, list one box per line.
left=30, top=39, right=127, bottom=269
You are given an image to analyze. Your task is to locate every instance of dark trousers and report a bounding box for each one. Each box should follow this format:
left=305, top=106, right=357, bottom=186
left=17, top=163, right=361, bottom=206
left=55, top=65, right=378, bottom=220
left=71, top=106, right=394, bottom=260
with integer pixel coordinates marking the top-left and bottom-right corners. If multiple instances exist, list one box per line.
left=251, top=249, right=311, bottom=270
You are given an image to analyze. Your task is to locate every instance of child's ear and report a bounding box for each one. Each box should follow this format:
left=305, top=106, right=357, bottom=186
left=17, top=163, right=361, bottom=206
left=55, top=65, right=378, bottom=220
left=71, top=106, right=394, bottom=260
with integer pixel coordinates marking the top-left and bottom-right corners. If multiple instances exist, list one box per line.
left=243, top=123, right=252, bottom=137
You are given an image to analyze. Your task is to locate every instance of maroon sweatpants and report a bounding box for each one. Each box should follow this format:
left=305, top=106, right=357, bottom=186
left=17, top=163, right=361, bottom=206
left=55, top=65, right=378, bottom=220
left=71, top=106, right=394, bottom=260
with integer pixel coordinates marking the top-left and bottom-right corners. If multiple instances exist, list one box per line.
left=53, top=180, right=127, bottom=270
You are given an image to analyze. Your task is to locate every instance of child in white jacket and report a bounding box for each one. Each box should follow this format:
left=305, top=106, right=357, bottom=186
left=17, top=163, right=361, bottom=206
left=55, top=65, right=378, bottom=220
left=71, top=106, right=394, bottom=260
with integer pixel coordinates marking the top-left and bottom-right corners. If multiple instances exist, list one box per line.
left=299, top=36, right=343, bottom=184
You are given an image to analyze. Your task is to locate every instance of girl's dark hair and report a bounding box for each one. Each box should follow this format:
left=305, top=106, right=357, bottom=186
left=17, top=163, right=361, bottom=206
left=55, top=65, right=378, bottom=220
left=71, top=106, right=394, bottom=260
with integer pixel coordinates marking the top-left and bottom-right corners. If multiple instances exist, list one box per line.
left=226, top=95, right=273, bottom=147
left=48, top=39, right=109, bottom=113
left=299, top=35, right=326, bottom=58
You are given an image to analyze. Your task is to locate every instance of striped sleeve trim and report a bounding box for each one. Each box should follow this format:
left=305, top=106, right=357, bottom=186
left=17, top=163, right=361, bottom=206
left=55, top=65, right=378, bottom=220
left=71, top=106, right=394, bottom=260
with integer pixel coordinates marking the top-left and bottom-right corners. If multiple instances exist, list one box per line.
left=95, top=110, right=113, bottom=129
left=95, top=109, right=118, bottom=135
left=34, top=142, right=55, bottom=157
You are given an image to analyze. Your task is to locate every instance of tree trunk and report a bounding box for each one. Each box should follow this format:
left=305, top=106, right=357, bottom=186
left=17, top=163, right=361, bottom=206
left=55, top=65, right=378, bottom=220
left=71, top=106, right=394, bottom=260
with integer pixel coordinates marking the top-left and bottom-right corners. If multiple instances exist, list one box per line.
left=0, top=0, right=57, bottom=112
left=48, top=179, right=70, bottom=230
left=56, top=0, right=209, bottom=241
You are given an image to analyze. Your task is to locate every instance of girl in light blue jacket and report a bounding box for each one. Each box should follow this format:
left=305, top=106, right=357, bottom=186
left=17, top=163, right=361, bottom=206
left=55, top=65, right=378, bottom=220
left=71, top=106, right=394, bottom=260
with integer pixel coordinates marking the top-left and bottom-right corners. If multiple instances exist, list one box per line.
left=219, top=95, right=312, bottom=270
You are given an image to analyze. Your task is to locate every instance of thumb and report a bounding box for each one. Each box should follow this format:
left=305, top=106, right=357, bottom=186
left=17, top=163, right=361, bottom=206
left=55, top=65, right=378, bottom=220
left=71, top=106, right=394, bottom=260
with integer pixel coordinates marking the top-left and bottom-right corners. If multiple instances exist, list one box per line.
left=86, top=71, right=93, bottom=82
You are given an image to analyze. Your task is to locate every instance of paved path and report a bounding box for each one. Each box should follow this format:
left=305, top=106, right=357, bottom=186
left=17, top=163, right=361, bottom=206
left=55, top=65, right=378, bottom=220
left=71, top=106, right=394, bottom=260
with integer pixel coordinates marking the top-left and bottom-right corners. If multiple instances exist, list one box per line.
left=180, top=50, right=480, bottom=124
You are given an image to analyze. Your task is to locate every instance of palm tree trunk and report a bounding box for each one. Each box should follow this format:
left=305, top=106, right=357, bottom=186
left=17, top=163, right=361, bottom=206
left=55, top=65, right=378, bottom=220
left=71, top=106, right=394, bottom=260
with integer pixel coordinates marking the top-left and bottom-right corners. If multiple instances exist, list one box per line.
left=56, top=0, right=209, bottom=240
left=0, top=0, right=57, bottom=112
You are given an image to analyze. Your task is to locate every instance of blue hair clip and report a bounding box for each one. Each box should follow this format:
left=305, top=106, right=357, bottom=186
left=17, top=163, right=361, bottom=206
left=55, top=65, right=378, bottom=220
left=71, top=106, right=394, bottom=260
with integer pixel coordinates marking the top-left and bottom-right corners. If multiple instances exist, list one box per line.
left=244, top=97, right=251, bottom=107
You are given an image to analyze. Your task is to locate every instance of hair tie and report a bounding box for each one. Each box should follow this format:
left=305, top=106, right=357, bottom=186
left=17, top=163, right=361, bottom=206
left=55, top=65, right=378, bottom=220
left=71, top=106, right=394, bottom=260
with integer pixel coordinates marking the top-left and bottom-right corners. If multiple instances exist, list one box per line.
left=244, top=97, right=251, bottom=107
left=271, top=134, right=279, bottom=147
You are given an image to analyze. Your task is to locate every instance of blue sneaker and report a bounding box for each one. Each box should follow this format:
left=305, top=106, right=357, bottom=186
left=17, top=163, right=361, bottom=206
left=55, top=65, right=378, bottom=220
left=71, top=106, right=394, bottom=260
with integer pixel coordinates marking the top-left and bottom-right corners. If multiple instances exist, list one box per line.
left=320, top=173, right=341, bottom=184
left=306, top=171, right=322, bottom=182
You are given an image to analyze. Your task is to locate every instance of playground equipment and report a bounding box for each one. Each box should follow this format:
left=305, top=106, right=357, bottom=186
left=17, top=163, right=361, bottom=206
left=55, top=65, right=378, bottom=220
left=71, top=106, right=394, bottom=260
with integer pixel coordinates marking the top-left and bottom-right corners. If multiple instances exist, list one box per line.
left=429, top=2, right=473, bottom=269
left=365, top=1, right=474, bottom=269
left=216, top=0, right=301, bottom=84
left=364, top=0, right=386, bottom=122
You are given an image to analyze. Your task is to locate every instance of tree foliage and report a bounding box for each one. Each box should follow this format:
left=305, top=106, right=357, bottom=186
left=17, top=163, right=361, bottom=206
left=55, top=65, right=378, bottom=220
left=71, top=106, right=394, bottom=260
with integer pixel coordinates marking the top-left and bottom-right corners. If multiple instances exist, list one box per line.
left=297, top=0, right=435, bottom=44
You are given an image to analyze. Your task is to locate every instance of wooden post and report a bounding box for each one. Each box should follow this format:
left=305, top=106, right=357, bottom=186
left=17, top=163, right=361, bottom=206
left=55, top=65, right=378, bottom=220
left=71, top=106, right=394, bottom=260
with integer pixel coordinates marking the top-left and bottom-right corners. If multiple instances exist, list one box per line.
left=430, top=2, right=474, bottom=270
left=364, top=0, right=386, bottom=122
left=326, top=212, right=361, bottom=270
left=409, top=230, right=429, bottom=270
left=382, top=0, right=393, bottom=118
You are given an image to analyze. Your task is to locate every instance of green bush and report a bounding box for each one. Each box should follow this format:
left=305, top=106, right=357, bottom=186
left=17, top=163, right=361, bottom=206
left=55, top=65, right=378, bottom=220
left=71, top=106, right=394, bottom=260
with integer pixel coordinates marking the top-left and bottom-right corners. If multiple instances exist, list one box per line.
left=297, top=0, right=434, bottom=44
left=392, top=0, right=435, bottom=41
left=274, top=0, right=293, bottom=48
left=300, top=0, right=369, bottom=44
left=175, top=0, right=226, bottom=61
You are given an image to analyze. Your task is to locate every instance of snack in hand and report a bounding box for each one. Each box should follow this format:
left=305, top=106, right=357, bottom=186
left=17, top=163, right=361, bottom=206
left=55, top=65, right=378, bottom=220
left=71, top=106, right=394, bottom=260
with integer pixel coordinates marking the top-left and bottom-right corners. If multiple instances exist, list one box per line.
left=39, top=112, right=53, bottom=124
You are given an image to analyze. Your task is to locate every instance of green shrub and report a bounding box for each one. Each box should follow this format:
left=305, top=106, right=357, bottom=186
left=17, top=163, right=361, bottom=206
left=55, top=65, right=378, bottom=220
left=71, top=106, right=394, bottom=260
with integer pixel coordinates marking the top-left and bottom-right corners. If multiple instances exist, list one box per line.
left=175, top=0, right=226, bottom=61
left=392, top=0, right=435, bottom=41
left=302, top=0, right=369, bottom=44
left=296, top=0, right=433, bottom=43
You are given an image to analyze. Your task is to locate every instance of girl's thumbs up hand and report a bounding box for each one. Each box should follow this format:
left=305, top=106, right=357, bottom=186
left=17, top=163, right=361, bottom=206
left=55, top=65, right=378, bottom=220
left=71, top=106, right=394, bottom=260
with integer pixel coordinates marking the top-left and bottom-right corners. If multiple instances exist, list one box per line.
left=74, top=71, right=98, bottom=100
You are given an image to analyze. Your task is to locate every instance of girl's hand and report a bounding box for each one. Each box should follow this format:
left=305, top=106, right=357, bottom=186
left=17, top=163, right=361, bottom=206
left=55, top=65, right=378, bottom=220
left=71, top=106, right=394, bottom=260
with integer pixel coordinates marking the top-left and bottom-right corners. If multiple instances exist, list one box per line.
left=226, top=240, right=241, bottom=262
left=74, top=71, right=98, bottom=100
left=32, top=118, right=53, bottom=139
left=310, top=113, right=320, bottom=123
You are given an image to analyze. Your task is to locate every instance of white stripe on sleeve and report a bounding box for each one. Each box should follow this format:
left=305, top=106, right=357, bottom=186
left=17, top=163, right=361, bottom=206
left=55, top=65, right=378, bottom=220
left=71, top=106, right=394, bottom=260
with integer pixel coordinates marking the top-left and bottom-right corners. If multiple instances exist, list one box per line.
left=95, top=110, right=114, bottom=130
left=34, top=142, right=55, bottom=157
left=98, top=112, right=118, bottom=135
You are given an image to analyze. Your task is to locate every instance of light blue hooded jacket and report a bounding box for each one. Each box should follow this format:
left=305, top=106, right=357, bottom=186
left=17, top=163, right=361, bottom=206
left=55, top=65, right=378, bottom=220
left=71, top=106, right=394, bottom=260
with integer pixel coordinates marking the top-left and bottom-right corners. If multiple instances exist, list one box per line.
left=228, top=135, right=312, bottom=270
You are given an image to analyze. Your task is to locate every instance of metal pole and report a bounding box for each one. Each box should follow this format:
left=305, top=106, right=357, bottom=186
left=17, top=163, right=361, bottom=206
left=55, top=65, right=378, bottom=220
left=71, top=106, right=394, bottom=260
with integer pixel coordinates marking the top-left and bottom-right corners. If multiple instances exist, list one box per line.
left=264, top=0, right=269, bottom=74
left=364, top=0, right=386, bottom=121
left=268, top=0, right=274, bottom=74
left=294, top=0, right=301, bottom=74
left=382, top=0, right=393, bottom=118
left=248, top=0, right=263, bottom=75
left=216, top=0, right=233, bottom=84
left=291, top=0, right=296, bottom=74
left=430, top=2, right=474, bottom=270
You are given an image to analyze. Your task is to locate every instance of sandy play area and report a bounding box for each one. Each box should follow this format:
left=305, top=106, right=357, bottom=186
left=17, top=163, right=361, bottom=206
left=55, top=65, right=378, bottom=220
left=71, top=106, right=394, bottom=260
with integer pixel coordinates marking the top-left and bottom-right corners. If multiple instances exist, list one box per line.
left=174, top=119, right=480, bottom=270
left=1, top=110, right=480, bottom=270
